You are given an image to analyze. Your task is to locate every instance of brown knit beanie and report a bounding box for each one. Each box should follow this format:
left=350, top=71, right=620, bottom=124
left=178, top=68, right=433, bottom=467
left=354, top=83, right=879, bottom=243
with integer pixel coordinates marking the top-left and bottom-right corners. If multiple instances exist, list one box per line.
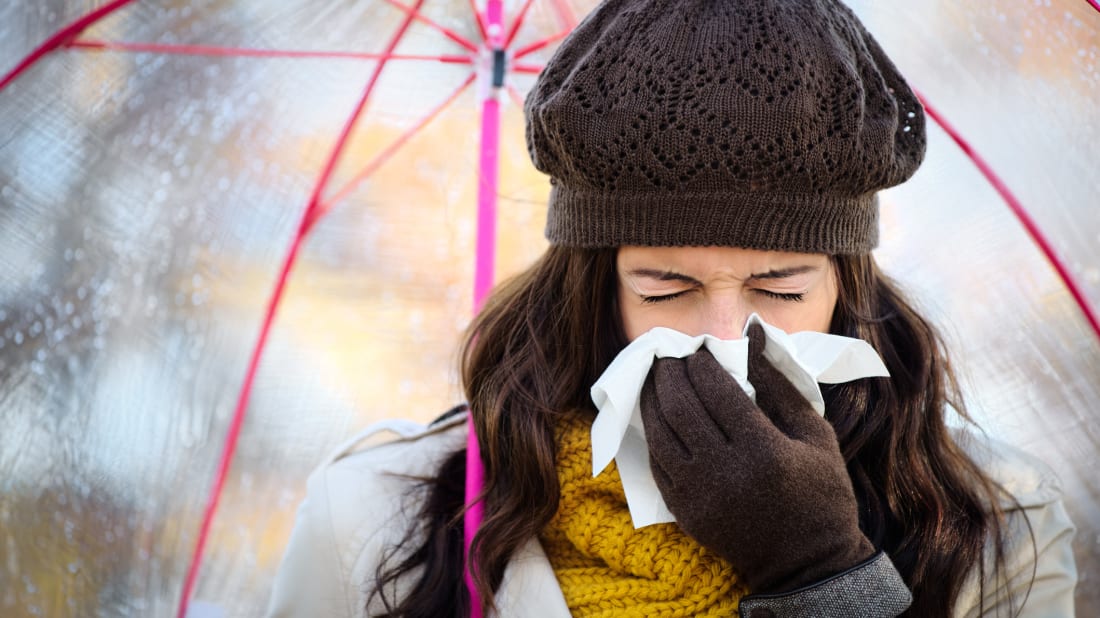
left=525, top=0, right=926, bottom=254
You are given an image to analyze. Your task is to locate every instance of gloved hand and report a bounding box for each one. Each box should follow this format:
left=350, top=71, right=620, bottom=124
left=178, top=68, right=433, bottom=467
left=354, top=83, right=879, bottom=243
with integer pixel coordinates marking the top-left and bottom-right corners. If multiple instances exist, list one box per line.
left=639, top=323, right=875, bottom=594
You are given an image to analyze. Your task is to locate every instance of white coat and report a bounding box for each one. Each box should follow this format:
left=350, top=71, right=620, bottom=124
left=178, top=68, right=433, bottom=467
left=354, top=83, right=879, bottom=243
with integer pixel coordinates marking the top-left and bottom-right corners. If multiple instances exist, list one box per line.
left=266, top=413, right=1077, bottom=617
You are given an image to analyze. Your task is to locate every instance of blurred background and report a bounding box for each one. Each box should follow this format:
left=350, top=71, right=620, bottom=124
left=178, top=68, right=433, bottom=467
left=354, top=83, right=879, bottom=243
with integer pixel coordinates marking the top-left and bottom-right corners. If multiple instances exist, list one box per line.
left=0, top=0, right=1097, bottom=616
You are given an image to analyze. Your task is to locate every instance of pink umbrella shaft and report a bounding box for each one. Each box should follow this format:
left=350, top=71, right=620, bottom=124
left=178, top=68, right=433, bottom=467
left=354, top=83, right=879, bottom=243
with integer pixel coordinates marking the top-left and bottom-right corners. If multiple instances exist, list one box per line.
left=474, top=97, right=500, bottom=309
left=466, top=2, right=505, bottom=617
left=464, top=411, right=487, bottom=617
left=465, top=99, right=497, bottom=618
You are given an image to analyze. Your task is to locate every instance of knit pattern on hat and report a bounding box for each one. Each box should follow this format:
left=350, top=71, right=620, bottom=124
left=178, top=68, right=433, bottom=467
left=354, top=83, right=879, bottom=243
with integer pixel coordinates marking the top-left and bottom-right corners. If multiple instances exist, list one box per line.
left=525, top=0, right=926, bottom=254
left=538, top=411, right=747, bottom=617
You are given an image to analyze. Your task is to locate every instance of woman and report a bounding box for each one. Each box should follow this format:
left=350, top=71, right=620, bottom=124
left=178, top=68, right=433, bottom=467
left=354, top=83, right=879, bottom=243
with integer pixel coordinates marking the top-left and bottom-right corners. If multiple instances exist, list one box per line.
left=267, top=0, right=1077, bottom=615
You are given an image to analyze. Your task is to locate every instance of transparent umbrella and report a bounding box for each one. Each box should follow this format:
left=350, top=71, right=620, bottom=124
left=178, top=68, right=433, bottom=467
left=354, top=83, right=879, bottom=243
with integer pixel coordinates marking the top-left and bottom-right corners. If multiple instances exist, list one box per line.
left=0, top=0, right=1097, bottom=616
left=1, top=0, right=586, bottom=615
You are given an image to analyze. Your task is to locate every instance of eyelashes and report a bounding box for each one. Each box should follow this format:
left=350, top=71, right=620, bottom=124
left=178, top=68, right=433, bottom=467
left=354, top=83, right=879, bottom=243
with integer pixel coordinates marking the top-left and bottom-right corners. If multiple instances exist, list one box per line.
left=755, top=289, right=806, bottom=303
left=640, top=289, right=806, bottom=304
left=640, top=291, right=689, bottom=304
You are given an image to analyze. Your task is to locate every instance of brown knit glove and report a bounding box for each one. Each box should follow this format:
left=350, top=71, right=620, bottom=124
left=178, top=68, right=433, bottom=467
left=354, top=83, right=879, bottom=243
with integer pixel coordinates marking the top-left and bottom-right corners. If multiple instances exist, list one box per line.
left=639, top=323, right=875, bottom=594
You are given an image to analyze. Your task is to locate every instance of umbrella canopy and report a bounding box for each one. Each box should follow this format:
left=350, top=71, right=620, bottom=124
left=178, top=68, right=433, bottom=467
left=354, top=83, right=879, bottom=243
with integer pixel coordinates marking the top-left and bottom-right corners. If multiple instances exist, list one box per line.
left=0, top=1, right=1097, bottom=616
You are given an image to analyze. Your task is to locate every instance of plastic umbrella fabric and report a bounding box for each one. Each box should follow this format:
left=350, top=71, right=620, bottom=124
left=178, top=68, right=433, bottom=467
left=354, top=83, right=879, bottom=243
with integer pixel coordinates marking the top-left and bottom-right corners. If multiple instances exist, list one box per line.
left=1, top=1, right=586, bottom=616
left=1, top=1, right=1098, bottom=616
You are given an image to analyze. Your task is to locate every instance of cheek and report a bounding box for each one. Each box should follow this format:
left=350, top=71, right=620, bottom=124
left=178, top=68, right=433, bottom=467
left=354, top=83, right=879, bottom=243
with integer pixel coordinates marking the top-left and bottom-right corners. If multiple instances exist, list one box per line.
left=618, top=289, right=654, bottom=341
left=618, top=287, right=699, bottom=341
left=766, top=296, right=834, bottom=333
left=749, top=279, right=838, bottom=334
left=776, top=274, right=837, bottom=334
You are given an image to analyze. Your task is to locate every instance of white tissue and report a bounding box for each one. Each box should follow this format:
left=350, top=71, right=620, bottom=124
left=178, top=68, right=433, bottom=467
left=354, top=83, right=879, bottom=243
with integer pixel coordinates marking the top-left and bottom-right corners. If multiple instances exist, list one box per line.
left=589, top=313, right=889, bottom=528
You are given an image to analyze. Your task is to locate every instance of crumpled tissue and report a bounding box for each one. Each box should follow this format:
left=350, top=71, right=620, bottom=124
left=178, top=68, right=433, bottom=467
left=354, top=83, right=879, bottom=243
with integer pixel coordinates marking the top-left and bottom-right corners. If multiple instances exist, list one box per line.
left=589, top=313, right=890, bottom=528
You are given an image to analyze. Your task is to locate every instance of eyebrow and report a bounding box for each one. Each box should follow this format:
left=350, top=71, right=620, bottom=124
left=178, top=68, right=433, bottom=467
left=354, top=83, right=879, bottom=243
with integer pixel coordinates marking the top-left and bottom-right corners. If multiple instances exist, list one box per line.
left=745, top=265, right=819, bottom=281
left=627, top=264, right=819, bottom=284
left=627, top=269, right=703, bottom=285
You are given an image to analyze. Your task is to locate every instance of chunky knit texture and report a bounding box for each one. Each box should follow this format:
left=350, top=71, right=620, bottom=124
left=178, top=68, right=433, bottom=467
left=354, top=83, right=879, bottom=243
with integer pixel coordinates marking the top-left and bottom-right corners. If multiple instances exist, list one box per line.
left=525, top=0, right=926, bottom=254
left=539, top=411, right=747, bottom=617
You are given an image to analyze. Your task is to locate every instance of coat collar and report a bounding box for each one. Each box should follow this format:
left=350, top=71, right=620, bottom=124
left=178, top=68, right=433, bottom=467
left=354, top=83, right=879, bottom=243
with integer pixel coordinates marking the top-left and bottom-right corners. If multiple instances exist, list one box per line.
left=495, top=537, right=572, bottom=617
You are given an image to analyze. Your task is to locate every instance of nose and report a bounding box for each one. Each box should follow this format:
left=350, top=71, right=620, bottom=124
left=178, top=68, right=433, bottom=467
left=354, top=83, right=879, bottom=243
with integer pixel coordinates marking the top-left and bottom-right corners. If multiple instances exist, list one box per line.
left=701, top=299, right=748, bottom=340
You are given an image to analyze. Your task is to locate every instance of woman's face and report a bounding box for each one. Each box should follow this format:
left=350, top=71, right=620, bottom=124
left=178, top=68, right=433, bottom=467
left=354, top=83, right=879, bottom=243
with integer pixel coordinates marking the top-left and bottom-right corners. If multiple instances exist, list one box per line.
left=616, top=245, right=838, bottom=341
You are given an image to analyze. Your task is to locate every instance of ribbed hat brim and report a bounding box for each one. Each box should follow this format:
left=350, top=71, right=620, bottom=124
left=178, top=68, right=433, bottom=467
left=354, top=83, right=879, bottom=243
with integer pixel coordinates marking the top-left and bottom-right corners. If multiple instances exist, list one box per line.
left=546, top=185, right=879, bottom=254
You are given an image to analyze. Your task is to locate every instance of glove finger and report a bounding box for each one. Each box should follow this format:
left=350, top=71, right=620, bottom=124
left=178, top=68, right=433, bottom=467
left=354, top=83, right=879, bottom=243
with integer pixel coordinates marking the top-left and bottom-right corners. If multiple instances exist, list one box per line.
left=646, top=445, right=675, bottom=497
left=745, top=322, right=768, bottom=360
left=640, top=372, right=694, bottom=515
left=746, top=323, right=838, bottom=449
left=649, top=354, right=729, bottom=452
left=685, top=346, right=781, bottom=446
left=640, top=361, right=691, bottom=464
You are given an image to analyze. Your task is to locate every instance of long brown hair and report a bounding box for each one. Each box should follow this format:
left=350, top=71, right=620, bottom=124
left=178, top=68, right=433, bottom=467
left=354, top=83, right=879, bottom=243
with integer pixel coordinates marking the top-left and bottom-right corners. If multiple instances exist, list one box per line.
left=370, top=247, right=1013, bottom=617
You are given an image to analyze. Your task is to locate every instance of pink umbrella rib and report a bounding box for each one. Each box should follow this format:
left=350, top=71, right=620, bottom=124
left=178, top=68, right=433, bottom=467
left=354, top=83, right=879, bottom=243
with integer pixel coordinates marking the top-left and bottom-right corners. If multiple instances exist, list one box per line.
left=321, top=72, right=477, bottom=210
left=512, top=30, right=570, bottom=60
left=513, top=63, right=545, bottom=74
left=382, top=0, right=481, bottom=53
left=506, top=84, right=526, bottom=108
left=917, top=92, right=1100, bottom=341
left=504, top=0, right=538, bottom=49
left=0, top=0, right=139, bottom=92
left=175, top=1, right=431, bottom=617
left=67, top=39, right=472, bottom=64
left=549, top=0, right=580, bottom=30
left=468, top=0, right=490, bottom=45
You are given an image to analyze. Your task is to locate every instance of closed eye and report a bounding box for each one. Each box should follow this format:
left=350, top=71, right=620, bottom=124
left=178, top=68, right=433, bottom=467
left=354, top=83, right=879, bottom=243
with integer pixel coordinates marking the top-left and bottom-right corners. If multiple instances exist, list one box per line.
left=640, top=290, right=690, bottom=304
left=755, top=289, right=805, bottom=302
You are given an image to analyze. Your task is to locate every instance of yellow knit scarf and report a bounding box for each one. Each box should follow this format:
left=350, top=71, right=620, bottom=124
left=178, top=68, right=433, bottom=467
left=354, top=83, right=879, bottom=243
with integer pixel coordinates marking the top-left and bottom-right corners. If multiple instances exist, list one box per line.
left=538, top=412, right=747, bottom=618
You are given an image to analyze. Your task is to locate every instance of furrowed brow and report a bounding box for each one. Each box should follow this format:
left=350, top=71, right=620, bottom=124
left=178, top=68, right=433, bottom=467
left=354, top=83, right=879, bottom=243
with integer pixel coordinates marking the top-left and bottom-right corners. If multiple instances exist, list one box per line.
left=746, top=265, right=819, bottom=281
left=627, top=268, right=702, bottom=285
